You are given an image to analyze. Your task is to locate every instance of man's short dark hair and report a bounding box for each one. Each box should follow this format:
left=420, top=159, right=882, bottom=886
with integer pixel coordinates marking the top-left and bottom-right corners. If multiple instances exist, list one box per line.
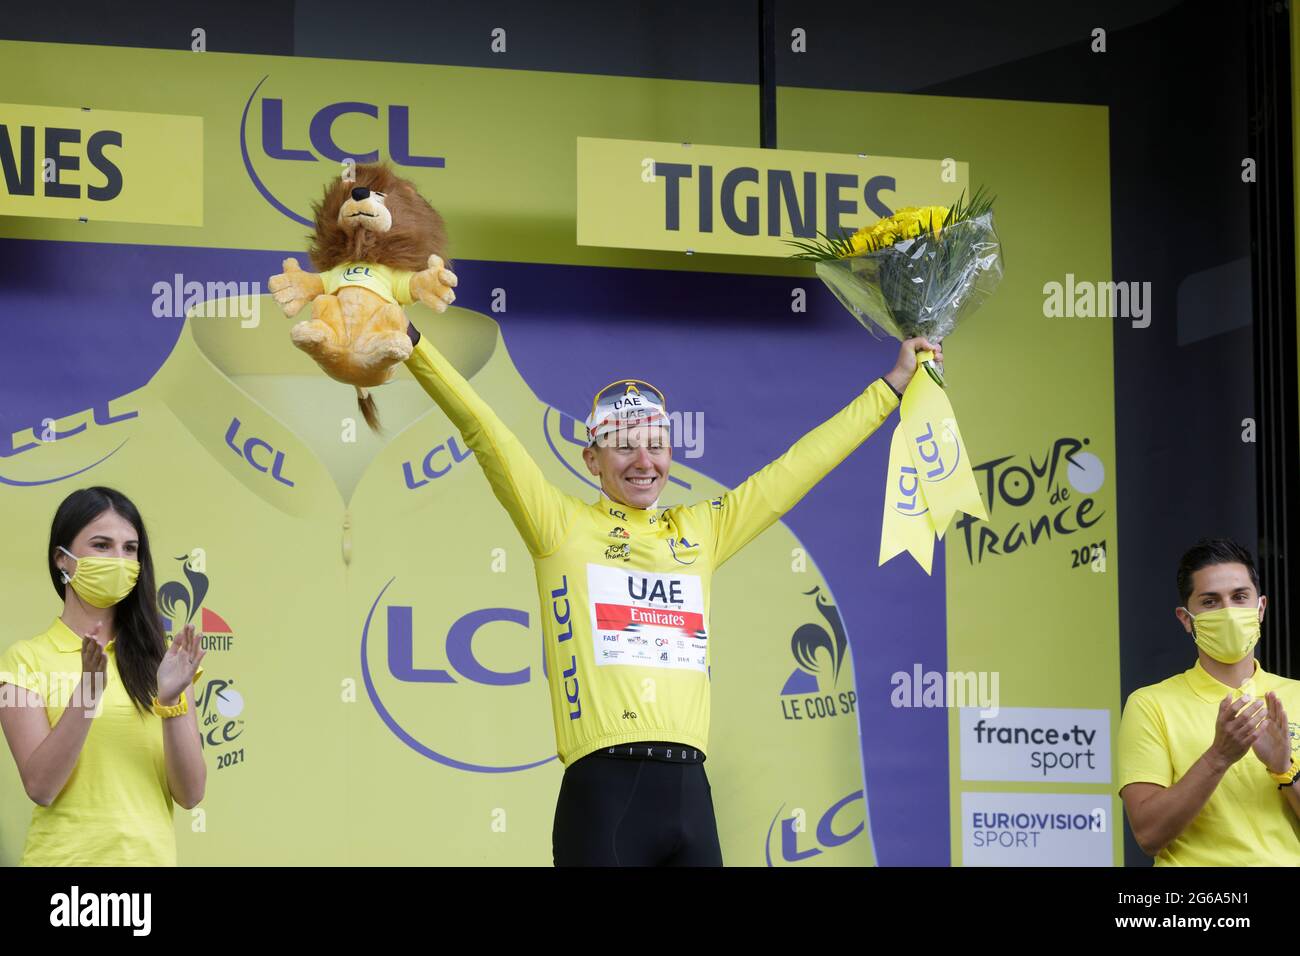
left=1176, top=538, right=1261, bottom=605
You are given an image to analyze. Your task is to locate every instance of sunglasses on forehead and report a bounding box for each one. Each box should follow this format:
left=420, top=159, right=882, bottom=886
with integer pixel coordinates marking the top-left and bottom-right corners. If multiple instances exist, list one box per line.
left=589, top=379, right=667, bottom=417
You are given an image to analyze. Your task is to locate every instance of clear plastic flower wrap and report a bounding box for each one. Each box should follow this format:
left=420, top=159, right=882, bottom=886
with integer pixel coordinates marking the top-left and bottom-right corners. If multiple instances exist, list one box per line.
left=813, top=212, right=1004, bottom=360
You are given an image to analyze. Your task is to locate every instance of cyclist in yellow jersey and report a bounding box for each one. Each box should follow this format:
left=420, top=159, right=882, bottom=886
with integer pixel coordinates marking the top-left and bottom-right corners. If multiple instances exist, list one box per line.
left=401, top=256, right=939, bottom=866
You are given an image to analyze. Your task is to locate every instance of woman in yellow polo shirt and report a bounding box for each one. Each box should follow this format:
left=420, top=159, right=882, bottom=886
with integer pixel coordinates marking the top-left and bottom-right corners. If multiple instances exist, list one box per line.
left=0, top=486, right=206, bottom=866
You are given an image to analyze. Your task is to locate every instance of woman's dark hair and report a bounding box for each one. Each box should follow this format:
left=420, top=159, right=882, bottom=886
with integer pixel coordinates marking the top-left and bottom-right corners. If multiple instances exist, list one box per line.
left=48, top=487, right=165, bottom=714
left=1176, top=538, right=1261, bottom=606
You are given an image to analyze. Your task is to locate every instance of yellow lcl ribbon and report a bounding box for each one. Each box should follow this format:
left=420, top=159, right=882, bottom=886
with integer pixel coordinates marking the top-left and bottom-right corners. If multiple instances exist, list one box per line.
left=879, top=351, right=987, bottom=574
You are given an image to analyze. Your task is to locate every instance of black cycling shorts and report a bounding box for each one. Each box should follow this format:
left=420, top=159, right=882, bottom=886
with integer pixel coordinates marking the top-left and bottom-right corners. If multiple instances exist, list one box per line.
left=552, top=746, right=723, bottom=866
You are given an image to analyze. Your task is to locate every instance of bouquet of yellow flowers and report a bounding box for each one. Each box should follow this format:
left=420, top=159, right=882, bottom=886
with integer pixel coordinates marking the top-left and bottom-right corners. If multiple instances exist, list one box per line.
left=787, top=187, right=1002, bottom=387
left=784, top=187, right=1002, bottom=573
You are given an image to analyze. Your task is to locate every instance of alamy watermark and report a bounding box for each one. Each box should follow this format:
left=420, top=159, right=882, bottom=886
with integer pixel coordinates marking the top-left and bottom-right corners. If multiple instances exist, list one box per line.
left=1042, top=273, right=1151, bottom=328
left=591, top=411, right=706, bottom=459
left=0, top=668, right=106, bottom=714
left=152, top=274, right=261, bottom=328
left=890, top=664, right=1000, bottom=718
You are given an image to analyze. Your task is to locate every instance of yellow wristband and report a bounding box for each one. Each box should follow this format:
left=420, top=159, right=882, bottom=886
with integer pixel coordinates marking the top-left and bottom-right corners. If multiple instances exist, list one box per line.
left=151, top=693, right=187, bottom=719
left=1268, top=757, right=1300, bottom=786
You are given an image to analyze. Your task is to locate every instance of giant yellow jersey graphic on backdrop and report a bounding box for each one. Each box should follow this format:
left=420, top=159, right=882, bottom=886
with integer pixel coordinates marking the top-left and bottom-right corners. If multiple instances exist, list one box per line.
left=0, top=300, right=875, bottom=866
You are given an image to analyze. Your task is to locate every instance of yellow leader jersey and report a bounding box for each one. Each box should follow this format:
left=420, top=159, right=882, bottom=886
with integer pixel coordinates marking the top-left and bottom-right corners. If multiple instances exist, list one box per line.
left=0, top=298, right=882, bottom=866
left=1118, top=658, right=1300, bottom=866
left=404, top=334, right=900, bottom=765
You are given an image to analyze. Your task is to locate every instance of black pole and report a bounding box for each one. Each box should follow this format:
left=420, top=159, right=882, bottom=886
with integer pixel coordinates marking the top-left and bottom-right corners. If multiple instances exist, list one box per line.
left=759, top=0, right=776, bottom=148
left=1246, top=0, right=1299, bottom=677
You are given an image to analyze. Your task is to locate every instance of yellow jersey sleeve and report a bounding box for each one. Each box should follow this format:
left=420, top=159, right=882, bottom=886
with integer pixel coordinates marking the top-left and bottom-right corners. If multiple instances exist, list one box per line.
left=1117, top=688, right=1174, bottom=791
left=405, top=335, right=576, bottom=556
left=684, top=378, right=899, bottom=567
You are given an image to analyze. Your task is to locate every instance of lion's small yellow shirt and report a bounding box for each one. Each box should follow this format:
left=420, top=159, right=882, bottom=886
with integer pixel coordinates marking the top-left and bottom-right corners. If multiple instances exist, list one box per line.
left=0, top=618, right=201, bottom=866
left=1118, top=658, right=1300, bottom=867
left=319, top=262, right=414, bottom=306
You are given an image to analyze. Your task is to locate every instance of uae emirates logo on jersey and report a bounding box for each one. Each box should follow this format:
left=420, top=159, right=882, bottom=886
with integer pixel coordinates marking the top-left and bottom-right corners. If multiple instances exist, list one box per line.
left=778, top=587, right=856, bottom=722
left=588, top=565, right=707, bottom=672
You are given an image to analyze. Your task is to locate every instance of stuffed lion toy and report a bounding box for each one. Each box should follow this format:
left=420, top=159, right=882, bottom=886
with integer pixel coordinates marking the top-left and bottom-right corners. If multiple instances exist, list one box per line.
left=268, top=162, right=458, bottom=432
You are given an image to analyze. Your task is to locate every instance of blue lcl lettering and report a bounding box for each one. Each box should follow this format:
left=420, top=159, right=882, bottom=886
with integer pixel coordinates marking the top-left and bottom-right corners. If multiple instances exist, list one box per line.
left=225, top=417, right=295, bottom=487
left=551, top=575, right=581, bottom=719
left=402, top=436, right=473, bottom=489
left=914, top=423, right=946, bottom=479
left=779, top=790, right=865, bottom=863
left=895, top=464, right=921, bottom=513
left=388, top=605, right=534, bottom=686
left=261, top=99, right=445, bottom=167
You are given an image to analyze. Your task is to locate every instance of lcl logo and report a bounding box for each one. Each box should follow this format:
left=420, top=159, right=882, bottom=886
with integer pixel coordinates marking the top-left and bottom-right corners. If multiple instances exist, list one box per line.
left=387, top=605, right=539, bottom=687
left=360, top=578, right=557, bottom=773
left=766, top=791, right=865, bottom=866
left=240, top=75, right=446, bottom=226
left=226, top=417, right=294, bottom=487
left=913, top=420, right=959, bottom=483
left=0, top=402, right=136, bottom=488
left=892, top=462, right=926, bottom=516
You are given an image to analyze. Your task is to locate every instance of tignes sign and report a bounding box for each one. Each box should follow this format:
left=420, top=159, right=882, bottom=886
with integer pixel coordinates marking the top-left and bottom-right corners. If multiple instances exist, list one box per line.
left=0, top=103, right=202, bottom=225
left=576, top=136, right=968, bottom=258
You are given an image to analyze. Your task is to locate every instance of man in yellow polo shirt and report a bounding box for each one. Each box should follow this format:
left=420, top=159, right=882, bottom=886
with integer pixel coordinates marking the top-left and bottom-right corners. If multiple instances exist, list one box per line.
left=1118, top=538, right=1300, bottom=865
